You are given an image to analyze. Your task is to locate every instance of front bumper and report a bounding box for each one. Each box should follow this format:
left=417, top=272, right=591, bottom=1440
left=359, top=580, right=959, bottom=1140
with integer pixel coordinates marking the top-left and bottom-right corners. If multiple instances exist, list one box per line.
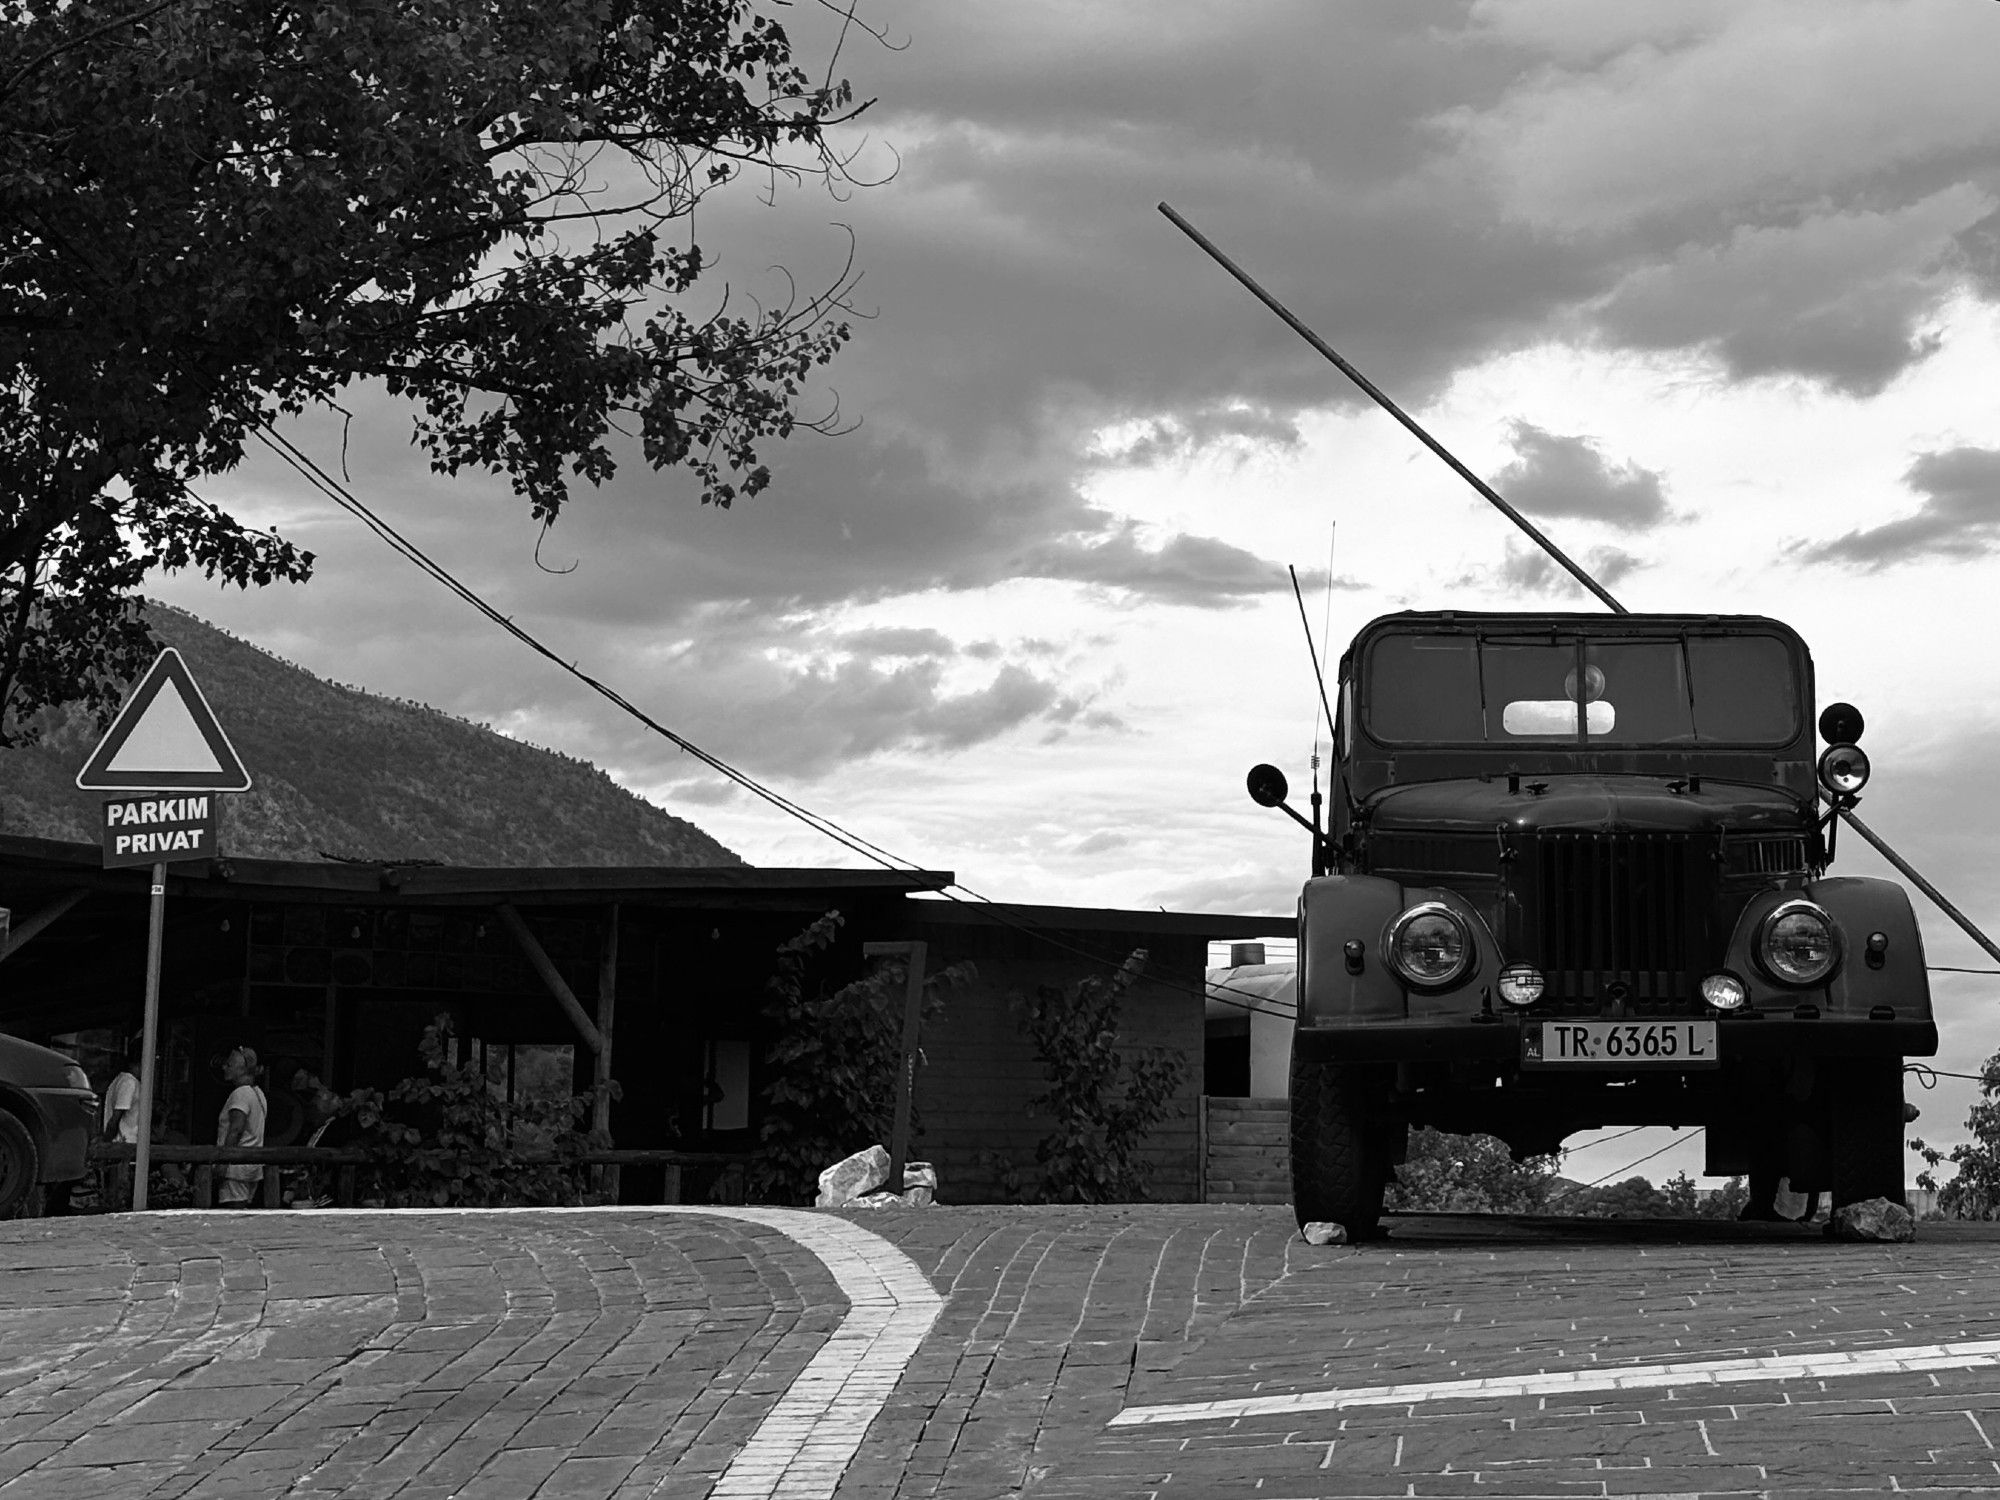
left=31, top=1088, right=96, bottom=1182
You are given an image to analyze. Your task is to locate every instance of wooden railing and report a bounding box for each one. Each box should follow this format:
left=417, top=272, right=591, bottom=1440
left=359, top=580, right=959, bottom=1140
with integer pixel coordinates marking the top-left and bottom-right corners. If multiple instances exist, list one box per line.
left=86, top=1143, right=751, bottom=1211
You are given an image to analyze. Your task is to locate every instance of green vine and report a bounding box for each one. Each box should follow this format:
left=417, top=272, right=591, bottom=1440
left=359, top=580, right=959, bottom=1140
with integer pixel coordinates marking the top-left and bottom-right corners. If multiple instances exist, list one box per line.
left=747, top=912, right=973, bottom=1205
left=328, top=1013, right=617, bottom=1207
left=1008, top=948, right=1188, bottom=1204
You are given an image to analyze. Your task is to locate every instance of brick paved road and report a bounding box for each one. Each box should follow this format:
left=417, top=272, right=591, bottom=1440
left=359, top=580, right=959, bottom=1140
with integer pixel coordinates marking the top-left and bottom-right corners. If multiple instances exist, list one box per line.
left=5, top=1208, right=2000, bottom=1499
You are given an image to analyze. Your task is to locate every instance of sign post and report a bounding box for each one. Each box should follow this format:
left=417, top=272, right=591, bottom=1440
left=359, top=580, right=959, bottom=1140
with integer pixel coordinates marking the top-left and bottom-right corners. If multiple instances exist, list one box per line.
left=77, top=648, right=250, bottom=1210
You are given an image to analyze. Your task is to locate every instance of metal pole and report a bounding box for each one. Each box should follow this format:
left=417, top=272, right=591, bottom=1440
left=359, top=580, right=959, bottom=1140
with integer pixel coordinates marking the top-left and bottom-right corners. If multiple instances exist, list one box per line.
left=132, top=861, right=167, bottom=1212
left=1839, top=807, right=2000, bottom=966
left=863, top=940, right=928, bottom=1194
left=1158, top=201, right=1628, bottom=614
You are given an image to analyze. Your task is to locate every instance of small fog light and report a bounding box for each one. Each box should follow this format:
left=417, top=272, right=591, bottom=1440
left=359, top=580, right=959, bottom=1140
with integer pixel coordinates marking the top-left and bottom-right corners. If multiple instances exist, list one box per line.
left=1701, top=972, right=1748, bottom=1012
left=1343, top=939, right=1365, bottom=976
left=1496, top=964, right=1545, bottom=1007
left=1817, top=743, right=1870, bottom=797
left=1866, top=930, right=1888, bottom=970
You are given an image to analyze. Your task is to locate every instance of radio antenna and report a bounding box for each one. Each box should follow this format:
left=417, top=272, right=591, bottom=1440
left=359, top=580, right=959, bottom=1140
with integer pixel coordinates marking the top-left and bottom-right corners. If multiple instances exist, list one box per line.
left=1160, top=202, right=1628, bottom=615
left=1289, top=565, right=1337, bottom=758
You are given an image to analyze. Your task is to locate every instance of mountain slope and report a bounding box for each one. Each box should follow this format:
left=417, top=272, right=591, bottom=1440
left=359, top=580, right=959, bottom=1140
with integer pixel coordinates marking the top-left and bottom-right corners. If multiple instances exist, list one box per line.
left=0, top=605, right=743, bottom=867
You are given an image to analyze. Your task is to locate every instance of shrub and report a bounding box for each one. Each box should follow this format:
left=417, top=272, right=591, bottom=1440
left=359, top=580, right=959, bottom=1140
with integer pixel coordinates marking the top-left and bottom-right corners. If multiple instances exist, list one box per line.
left=1010, top=949, right=1188, bottom=1204
left=748, top=912, right=973, bottom=1205
left=330, top=1013, right=616, bottom=1207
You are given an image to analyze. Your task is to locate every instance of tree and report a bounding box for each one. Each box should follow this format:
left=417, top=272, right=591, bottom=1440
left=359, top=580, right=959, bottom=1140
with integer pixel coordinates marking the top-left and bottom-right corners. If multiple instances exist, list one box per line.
left=1567, top=1175, right=1670, bottom=1219
left=1913, top=1052, right=2000, bottom=1218
left=0, top=0, right=874, bottom=741
left=1385, top=1127, right=1562, bottom=1214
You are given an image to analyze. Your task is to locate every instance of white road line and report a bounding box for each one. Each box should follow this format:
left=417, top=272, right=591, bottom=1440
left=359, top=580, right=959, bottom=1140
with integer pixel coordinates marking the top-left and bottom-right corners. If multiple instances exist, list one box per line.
left=283, top=1205, right=942, bottom=1500
left=693, top=1208, right=941, bottom=1500
left=1110, top=1336, right=2000, bottom=1426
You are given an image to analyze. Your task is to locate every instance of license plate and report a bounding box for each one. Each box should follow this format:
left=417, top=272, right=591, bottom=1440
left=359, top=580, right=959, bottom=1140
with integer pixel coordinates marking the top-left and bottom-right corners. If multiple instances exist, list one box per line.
left=1523, top=1020, right=1719, bottom=1068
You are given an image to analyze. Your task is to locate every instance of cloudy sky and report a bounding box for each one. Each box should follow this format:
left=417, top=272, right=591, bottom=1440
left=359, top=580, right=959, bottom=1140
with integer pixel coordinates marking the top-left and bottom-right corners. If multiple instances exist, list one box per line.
left=160, top=0, right=2000, bottom=1187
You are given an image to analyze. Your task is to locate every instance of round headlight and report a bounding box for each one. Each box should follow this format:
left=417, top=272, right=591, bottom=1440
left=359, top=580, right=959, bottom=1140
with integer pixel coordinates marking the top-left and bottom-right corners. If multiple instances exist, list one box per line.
left=1758, top=900, right=1840, bottom=986
left=1817, top=743, right=1870, bottom=796
left=1497, top=964, right=1545, bottom=1007
left=1385, top=902, right=1473, bottom=987
left=1700, top=972, right=1747, bottom=1011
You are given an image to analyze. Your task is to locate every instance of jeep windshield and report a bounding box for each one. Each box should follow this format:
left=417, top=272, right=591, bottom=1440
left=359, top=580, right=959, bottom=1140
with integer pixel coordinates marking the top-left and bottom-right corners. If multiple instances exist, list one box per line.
left=1363, top=631, right=1800, bottom=746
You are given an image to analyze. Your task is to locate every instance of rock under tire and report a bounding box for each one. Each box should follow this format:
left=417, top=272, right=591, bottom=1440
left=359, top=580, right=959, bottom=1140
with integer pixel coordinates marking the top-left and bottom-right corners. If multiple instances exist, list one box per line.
left=1290, top=1055, right=1386, bottom=1238
left=1828, top=1058, right=1906, bottom=1210
left=0, top=1111, right=39, bottom=1218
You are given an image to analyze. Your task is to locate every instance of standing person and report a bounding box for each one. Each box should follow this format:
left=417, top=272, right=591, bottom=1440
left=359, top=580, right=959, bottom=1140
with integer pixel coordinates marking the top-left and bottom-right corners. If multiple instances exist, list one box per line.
left=101, top=1046, right=141, bottom=1144
left=100, top=1044, right=143, bottom=1210
left=215, top=1046, right=267, bottom=1208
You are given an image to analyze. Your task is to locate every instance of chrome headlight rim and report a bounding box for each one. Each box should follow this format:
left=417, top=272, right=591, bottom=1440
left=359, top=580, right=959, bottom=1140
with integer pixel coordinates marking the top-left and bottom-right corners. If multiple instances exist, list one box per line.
left=1755, top=897, right=1843, bottom=987
left=1383, top=900, right=1476, bottom=989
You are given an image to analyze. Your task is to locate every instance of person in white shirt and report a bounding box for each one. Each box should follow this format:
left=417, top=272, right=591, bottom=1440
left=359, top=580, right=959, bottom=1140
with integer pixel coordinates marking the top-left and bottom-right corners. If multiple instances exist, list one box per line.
left=101, top=1049, right=141, bottom=1143
left=99, top=1047, right=144, bottom=1211
left=216, top=1046, right=268, bottom=1208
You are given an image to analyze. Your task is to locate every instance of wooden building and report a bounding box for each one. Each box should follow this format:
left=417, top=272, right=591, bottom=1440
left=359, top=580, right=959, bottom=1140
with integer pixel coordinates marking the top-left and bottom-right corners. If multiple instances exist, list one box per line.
left=0, top=833, right=1289, bottom=1204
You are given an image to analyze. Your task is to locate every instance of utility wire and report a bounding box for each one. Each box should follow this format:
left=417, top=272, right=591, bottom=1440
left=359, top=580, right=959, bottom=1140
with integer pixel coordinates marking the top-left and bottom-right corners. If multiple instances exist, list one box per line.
left=239, top=419, right=1303, bottom=1020
left=18, top=181, right=1290, bottom=1022
left=1548, top=1128, right=1706, bottom=1202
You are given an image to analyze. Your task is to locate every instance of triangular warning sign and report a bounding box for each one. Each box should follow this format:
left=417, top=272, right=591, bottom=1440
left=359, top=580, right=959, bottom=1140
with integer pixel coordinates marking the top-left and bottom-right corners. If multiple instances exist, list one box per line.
left=76, top=648, right=251, bottom=791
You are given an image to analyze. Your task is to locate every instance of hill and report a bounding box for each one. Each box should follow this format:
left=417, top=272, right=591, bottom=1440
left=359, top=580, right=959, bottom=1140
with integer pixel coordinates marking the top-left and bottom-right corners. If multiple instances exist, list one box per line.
left=0, top=605, right=743, bottom=867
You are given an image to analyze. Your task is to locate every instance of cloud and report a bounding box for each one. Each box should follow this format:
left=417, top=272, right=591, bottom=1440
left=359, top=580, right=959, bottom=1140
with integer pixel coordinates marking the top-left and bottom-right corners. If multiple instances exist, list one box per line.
left=1451, top=2, right=2000, bottom=234
left=1793, top=447, right=2000, bottom=570
left=1003, top=520, right=1335, bottom=607
left=1070, top=830, right=1130, bottom=857
left=1455, top=539, right=1649, bottom=602
left=1093, top=406, right=1304, bottom=467
left=1494, top=422, right=1670, bottom=531
left=1144, top=868, right=1304, bottom=918
left=1592, top=189, right=1988, bottom=396
left=836, top=626, right=957, bottom=660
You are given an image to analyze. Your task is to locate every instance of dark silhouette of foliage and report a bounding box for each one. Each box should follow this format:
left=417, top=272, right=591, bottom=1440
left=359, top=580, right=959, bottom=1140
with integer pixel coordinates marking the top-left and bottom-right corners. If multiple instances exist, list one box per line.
left=749, top=912, right=973, bottom=1205
left=1011, top=949, right=1188, bottom=1204
left=1913, top=1052, right=2000, bottom=1218
left=1387, top=1127, right=1561, bottom=1214
left=0, top=0, right=879, bottom=741
left=1389, top=1130, right=1750, bottom=1218
left=330, top=1013, right=617, bottom=1207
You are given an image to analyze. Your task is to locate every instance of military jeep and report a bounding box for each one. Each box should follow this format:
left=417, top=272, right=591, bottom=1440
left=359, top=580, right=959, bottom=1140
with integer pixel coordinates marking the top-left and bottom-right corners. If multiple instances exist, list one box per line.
left=1249, top=610, right=1935, bottom=1237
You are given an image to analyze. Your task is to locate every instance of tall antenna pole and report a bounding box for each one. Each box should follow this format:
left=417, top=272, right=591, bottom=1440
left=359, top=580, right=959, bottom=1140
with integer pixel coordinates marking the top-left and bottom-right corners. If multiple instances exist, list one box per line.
left=1159, top=202, right=1628, bottom=615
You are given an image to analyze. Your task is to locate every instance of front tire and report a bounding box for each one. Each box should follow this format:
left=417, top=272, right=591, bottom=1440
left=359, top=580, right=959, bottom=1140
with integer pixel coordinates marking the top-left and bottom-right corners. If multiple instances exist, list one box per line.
left=0, top=1111, right=40, bottom=1217
left=1291, top=1054, right=1391, bottom=1239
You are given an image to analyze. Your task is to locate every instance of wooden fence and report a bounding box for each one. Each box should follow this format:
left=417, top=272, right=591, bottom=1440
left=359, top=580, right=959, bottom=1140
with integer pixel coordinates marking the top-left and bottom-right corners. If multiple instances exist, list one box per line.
left=85, top=1143, right=752, bottom=1211
left=1200, top=1096, right=1290, bottom=1205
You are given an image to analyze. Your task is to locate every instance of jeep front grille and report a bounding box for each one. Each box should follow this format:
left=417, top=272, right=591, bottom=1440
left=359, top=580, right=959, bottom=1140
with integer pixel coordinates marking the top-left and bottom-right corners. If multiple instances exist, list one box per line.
left=1525, top=832, right=1704, bottom=1015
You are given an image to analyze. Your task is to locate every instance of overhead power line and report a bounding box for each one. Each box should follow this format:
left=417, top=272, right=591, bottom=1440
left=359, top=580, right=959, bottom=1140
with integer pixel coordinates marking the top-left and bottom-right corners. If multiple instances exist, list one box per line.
left=238, top=418, right=1298, bottom=1019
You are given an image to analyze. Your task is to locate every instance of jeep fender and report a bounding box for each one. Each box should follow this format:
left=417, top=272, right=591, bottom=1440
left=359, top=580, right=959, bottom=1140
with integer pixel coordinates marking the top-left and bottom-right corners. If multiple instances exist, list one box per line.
left=1298, top=874, right=1499, bottom=1027
left=1719, top=875, right=1932, bottom=1022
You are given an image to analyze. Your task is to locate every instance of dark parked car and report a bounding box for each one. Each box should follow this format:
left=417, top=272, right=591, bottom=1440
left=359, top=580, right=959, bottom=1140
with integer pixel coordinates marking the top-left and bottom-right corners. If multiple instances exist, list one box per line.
left=0, top=1032, right=97, bottom=1215
left=1249, top=610, right=1933, bottom=1238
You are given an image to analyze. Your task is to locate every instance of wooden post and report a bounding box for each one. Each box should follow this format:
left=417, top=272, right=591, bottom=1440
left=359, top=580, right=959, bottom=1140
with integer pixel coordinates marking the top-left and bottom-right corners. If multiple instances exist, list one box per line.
left=496, top=904, right=603, bottom=1053
left=861, top=941, right=927, bottom=1194
left=594, top=904, right=619, bottom=1202
left=1198, top=1094, right=1210, bottom=1204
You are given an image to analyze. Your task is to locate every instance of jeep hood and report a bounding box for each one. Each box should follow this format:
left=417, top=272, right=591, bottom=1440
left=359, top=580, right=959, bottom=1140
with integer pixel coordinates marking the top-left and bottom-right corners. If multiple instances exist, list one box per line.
left=1364, top=775, right=1810, bottom=839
